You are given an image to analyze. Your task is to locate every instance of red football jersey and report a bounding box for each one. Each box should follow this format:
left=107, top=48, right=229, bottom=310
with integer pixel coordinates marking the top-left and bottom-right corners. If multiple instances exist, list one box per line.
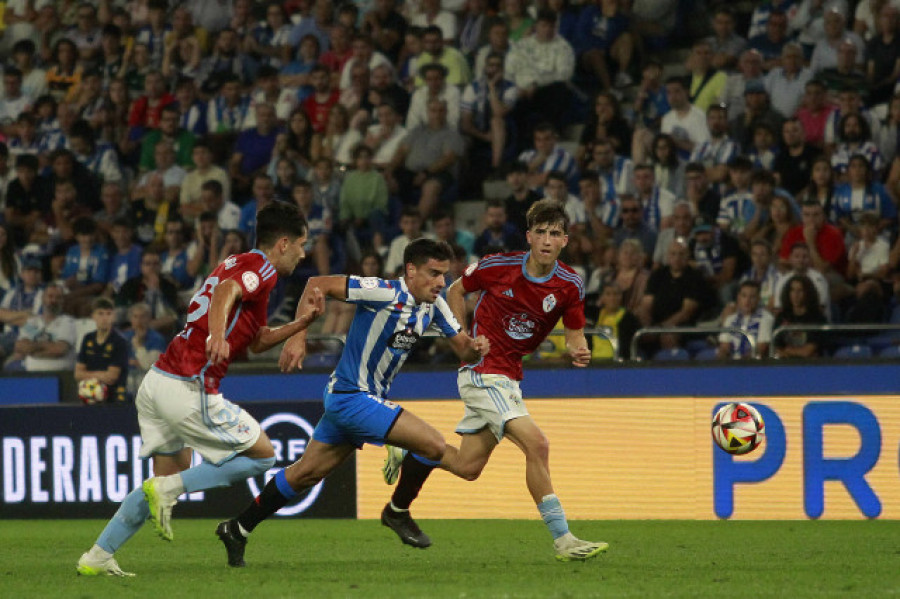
left=461, top=252, right=586, bottom=381
left=155, top=250, right=278, bottom=393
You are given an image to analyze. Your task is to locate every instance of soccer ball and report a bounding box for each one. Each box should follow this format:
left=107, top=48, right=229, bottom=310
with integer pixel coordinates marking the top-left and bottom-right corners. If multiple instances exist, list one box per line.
left=78, top=379, right=108, bottom=405
left=711, top=402, right=765, bottom=455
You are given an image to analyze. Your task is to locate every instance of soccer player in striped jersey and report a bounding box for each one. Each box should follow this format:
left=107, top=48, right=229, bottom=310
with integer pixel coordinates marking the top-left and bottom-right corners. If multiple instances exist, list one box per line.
left=382, top=199, right=609, bottom=562
left=215, top=239, right=491, bottom=567
left=77, top=202, right=324, bottom=577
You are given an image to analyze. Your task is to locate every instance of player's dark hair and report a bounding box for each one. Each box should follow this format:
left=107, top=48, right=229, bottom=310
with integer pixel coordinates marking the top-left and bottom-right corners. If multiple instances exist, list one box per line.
left=526, top=198, right=569, bottom=234
left=255, top=202, right=308, bottom=248
left=403, top=238, right=454, bottom=268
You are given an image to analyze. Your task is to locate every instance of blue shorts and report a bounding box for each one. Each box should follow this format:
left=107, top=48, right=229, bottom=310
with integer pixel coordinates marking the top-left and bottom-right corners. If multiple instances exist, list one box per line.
left=312, top=390, right=403, bottom=448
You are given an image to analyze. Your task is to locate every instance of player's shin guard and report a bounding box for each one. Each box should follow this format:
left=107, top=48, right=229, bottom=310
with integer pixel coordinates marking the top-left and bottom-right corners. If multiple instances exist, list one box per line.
left=390, top=453, right=438, bottom=510
left=180, top=456, right=276, bottom=493
left=96, top=486, right=151, bottom=553
left=236, top=469, right=297, bottom=534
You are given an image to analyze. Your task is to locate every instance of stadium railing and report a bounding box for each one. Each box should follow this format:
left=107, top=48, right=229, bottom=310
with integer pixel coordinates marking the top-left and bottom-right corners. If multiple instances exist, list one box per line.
left=630, top=326, right=758, bottom=361
left=768, top=323, right=900, bottom=358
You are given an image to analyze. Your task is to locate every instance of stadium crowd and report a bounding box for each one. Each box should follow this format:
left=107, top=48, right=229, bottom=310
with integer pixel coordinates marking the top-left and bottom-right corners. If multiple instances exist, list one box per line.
left=0, top=0, right=899, bottom=399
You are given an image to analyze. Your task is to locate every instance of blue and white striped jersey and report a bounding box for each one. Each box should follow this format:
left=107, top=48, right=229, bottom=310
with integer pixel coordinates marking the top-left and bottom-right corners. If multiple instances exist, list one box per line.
left=328, top=276, right=461, bottom=397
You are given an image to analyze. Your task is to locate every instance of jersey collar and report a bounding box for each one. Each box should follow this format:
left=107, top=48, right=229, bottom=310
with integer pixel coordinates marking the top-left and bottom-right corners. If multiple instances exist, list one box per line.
left=521, top=251, right=557, bottom=284
left=399, top=276, right=417, bottom=306
left=249, top=248, right=275, bottom=274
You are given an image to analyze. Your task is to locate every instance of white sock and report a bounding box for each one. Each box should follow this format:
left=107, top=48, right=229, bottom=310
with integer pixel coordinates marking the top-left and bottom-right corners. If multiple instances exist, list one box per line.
left=157, top=473, right=185, bottom=498
left=389, top=501, right=409, bottom=513
left=88, top=544, right=113, bottom=560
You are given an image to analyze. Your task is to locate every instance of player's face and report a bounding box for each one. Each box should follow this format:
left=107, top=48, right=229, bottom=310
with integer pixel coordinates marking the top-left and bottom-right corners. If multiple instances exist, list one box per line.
left=526, top=222, right=568, bottom=266
left=406, top=258, right=449, bottom=303
left=275, top=234, right=308, bottom=275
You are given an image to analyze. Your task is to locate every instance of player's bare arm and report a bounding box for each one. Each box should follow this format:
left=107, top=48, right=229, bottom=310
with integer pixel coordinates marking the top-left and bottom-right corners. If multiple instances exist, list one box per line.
left=448, top=331, right=491, bottom=363
left=75, top=362, right=123, bottom=386
left=445, top=278, right=473, bottom=331
left=250, top=287, right=325, bottom=353
left=206, top=279, right=243, bottom=365
left=564, top=328, right=591, bottom=368
left=279, top=275, right=349, bottom=372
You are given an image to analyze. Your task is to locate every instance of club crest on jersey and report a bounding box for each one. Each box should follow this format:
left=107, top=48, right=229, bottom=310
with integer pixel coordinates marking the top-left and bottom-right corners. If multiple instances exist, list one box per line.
left=224, top=256, right=237, bottom=269
left=542, top=294, right=557, bottom=313
left=242, top=271, right=260, bottom=292
left=388, top=327, right=419, bottom=351
left=503, top=313, right=535, bottom=340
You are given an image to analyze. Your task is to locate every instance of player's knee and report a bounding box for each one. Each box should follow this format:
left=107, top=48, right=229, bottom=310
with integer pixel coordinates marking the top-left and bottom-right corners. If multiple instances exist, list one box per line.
left=528, top=433, right=550, bottom=462
left=419, top=435, right=446, bottom=463
left=457, top=458, right=487, bottom=482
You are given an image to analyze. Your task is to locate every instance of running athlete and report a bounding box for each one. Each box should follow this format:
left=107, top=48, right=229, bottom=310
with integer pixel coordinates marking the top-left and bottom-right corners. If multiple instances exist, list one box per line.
left=215, top=238, right=490, bottom=567
left=77, top=203, right=323, bottom=576
left=381, top=199, right=608, bottom=562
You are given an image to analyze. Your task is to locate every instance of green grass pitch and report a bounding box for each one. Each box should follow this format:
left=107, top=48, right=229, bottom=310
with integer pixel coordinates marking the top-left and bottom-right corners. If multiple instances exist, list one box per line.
left=4, top=519, right=900, bottom=598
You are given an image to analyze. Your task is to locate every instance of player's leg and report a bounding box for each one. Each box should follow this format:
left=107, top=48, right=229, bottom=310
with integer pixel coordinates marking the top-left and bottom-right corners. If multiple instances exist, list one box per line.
left=503, top=416, right=608, bottom=562
left=216, top=439, right=355, bottom=567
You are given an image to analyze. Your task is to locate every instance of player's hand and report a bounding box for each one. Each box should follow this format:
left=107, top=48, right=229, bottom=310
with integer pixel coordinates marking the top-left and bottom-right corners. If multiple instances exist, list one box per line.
left=206, top=334, right=230, bottom=365
left=472, top=335, right=490, bottom=357
left=279, top=333, right=308, bottom=372
left=299, top=287, right=325, bottom=324
left=569, top=346, right=591, bottom=368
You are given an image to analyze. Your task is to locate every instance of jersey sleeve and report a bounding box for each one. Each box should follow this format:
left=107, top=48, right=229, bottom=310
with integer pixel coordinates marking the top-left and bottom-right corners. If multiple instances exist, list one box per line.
left=346, top=275, right=397, bottom=306
left=428, top=296, right=461, bottom=337
left=561, top=274, right=587, bottom=330
left=460, top=256, right=495, bottom=293
left=219, top=253, right=277, bottom=301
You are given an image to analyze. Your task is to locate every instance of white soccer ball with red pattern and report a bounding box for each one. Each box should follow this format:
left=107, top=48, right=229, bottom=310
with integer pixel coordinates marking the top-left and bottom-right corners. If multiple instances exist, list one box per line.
left=78, top=378, right=108, bottom=405
left=711, top=402, right=765, bottom=455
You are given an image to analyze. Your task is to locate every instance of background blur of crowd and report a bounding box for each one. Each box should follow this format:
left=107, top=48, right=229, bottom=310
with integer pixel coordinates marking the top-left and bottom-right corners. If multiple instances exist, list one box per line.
left=0, top=0, right=899, bottom=396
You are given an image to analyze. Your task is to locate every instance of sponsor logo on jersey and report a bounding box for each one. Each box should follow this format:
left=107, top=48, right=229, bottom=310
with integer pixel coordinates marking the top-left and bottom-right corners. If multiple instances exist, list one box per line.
left=242, top=271, right=260, bottom=292
left=503, top=312, right=536, bottom=340
left=543, top=294, right=557, bottom=313
left=388, top=327, right=419, bottom=351
left=224, top=256, right=237, bottom=269
left=360, top=277, right=379, bottom=289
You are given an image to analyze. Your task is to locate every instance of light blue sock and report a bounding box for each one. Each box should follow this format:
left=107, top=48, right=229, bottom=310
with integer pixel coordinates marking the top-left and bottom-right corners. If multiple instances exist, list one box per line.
left=96, top=486, right=150, bottom=553
left=180, top=456, right=276, bottom=493
left=537, top=494, right=569, bottom=540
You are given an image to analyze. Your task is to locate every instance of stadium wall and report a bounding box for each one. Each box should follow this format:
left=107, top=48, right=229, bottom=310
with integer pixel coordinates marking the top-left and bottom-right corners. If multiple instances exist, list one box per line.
left=2, top=362, right=899, bottom=520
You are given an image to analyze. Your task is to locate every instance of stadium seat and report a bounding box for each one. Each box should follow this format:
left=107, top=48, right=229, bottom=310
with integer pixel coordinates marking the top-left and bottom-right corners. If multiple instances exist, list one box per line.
left=652, top=348, right=691, bottom=361
left=693, top=347, right=719, bottom=361
left=868, top=332, right=900, bottom=352
left=890, top=305, right=900, bottom=324
left=685, top=338, right=712, bottom=355
left=832, top=345, right=873, bottom=360
left=303, top=353, right=340, bottom=370
left=878, top=345, right=900, bottom=359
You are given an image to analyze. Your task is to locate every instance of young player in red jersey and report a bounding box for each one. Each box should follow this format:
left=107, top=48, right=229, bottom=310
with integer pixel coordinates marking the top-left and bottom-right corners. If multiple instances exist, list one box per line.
left=381, top=199, right=608, bottom=562
left=77, top=202, right=324, bottom=577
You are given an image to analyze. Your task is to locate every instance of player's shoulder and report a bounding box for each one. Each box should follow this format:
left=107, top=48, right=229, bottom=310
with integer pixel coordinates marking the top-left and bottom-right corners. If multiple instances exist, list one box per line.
left=471, top=251, right=525, bottom=273
left=221, top=250, right=277, bottom=278
left=553, top=261, right=585, bottom=300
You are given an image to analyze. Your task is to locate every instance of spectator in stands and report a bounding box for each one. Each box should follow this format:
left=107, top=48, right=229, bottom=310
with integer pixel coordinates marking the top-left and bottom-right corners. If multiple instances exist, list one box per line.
left=412, top=0, right=458, bottom=44
left=717, top=156, right=754, bottom=238
left=0, top=258, right=44, bottom=361
left=310, top=157, right=341, bottom=216
left=632, top=163, right=675, bottom=233
left=340, top=34, right=392, bottom=92
left=876, top=94, right=900, bottom=167
left=459, top=0, right=502, bottom=57
left=580, top=170, right=618, bottom=242
left=577, top=91, right=632, bottom=166
left=773, top=274, right=828, bottom=358
left=688, top=216, right=742, bottom=308
left=717, top=280, right=774, bottom=359
left=473, top=21, right=512, bottom=81
left=684, top=162, right=721, bottom=224
left=811, top=9, right=865, bottom=74
left=831, top=155, right=896, bottom=242
left=587, top=137, right=634, bottom=203
left=116, top=247, right=179, bottom=335
left=705, top=7, right=747, bottom=71
left=93, top=182, right=128, bottom=243
left=774, top=118, right=817, bottom=196
left=661, top=76, right=709, bottom=160
left=10, top=40, right=48, bottom=100
left=739, top=239, right=780, bottom=308
left=648, top=133, right=685, bottom=198
left=133, top=140, right=187, bottom=205
left=544, top=170, right=587, bottom=230
left=160, top=219, right=196, bottom=292
left=302, top=65, right=340, bottom=134
left=599, top=239, right=648, bottom=312
left=587, top=282, right=639, bottom=359
left=45, top=148, right=102, bottom=218
left=75, top=297, right=129, bottom=403
left=200, top=27, right=255, bottom=86
left=574, top=0, right=634, bottom=92
left=773, top=241, right=832, bottom=318
left=127, top=69, right=174, bottom=135
left=755, top=194, right=800, bottom=263
left=217, top=229, right=249, bottom=263
left=820, top=39, right=868, bottom=92
left=135, top=0, right=172, bottom=69
left=179, top=141, right=232, bottom=223
left=107, top=217, right=143, bottom=294
left=365, top=102, right=408, bottom=170
left=866, top=4, right=900, bottom=105
left=690, top=104, right=739, bottom=190
left=686, top=40, right=727, bottom=113
left=46, top=38, right=84, bottom=103
left=846, top=211, right=892, bottom=319
left=139, top=104, right=195, bottom=172
left=796, top=79, right=834, bottom=149
left=503, top=161, right=541, bottom=236
left=368, top=64, right=411, bottom=118
left=122, top=301, right=166, bottom=396
left=230, top=103, right=281, bottom=189
left=613, top=194, right=656, bottom=258
left=68, top=119, right=124, bottom=185
left=339, top=144, right=389, bottom=252
left=9, top=113, right=40, bottom=160
left=460, top=51, right=517, bottom=172
left=728, top=80, right=784, bottom=149
left=473, top=198, right=526, bottom=257
left=747, top=122, right=777, bottom=171
left=4, top=283, right=76, bottom=372
left=433, top=208, right=475, bottom=258
left=387, top=98, right=464, bottom=220
left=363, top=0, right=407, bottom=63
left=414, top=25, right=471, bottom=87
left=278, top=107, right=316, bottom=170
left=517, top=122, right=578, bottom=192
left=130, top=173, right=174, bottom=246
left=206, top=73, right=250, bottom=135
left=506, top=10, right=576, bottom=137
left=186, top=211, right=223, bottom=281
left=831, top=115, right=885, bottom=180
left=292, top=179, right=333, bottom=276
left=384, top=207, right=431, bottom=275
left=749, top=9, right=791, bottom=70
left=200, top=179, right=241, bottom=232
left=638, top=238, right=708, bottom=349
left=4, top=154, right=46, bottom=248
left=238, top=174, right=277, bottom=247
left=62, top=216, right=110, bottom=316
left=719, top=50, right=765, bottom=120
left=319, top=103, right=362, bottom=167
left=247, top=3, right=292, bottom=68
left=407, top=63, right=461, bottom=131
left=765, top=43, right=813, bottom=119
left=0, top=67, right=34, bottom=132
left=632, top=60, right=669, bottom=134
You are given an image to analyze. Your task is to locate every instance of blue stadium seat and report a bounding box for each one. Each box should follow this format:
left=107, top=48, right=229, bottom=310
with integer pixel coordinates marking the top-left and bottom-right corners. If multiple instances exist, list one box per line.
left=832, top=345, right=873, bottom=360
left=868, top=332, right=900, bottom=352
left=685, top=338, right=712, bottom=355
left=879, top=345, right=900, bottom=359
left=693, top=347, right=720, bottom=361
left=891, top=305, right=900, bottom=324
left=653, top=348, right=691, bottom=362
left=303, top=353, right=339, bottom=370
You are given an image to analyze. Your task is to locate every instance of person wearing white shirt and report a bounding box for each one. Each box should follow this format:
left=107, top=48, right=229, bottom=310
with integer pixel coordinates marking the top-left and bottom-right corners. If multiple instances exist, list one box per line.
left=406, top=63, right=461, bottom=130
left=365, top=103, right=408, bottom=169
left=6, top=284, right=77, bottom=372
left=661, top=76, right=710, bottom=158
left=765, top=43, right=813, bottom=118
left=771, top=243, right=832, bottom=320
left=718, top=280, right=775, bottom=358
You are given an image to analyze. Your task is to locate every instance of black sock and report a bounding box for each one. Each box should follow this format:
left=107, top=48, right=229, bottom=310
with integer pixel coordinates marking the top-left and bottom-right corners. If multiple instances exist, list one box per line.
left=390, top=453, right=436, bottom=510
left=236, top=477, right=290, bottom=533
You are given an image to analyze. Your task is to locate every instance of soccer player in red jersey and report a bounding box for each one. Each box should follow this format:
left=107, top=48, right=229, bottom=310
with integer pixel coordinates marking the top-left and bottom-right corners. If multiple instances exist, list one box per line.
left=77, top=202, right=324, bottom=576
left=381, top=199, right=609, bottom=561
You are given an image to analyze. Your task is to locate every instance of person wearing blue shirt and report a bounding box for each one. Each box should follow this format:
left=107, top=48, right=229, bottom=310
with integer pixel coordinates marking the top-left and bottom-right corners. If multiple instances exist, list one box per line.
left=159, top=219, right=196, bottom=291
left=238, top=175, right=279, bottom=248
left=230, top=104, right=281, bottom=188
left=215, top=238, right=490, bottom=566
left=62, top=217, right=110, bottom=316
left=831, top=155, right=897, bottom=242
left=574, top=0, right=634, bottom=90
left=107, top=217, right=143, bottom=293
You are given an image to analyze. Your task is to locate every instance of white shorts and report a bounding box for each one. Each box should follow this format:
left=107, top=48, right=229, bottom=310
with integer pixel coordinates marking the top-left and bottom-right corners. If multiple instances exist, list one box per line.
left=455, top=370, right=529, bottom=441
left=136, top=368, right=261, bottom=465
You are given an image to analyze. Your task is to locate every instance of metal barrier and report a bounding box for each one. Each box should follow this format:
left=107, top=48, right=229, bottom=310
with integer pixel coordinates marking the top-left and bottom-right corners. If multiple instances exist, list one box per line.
left=768, top=323, right=900, bottom=358
left=630, top=326, right=758, bottom=360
